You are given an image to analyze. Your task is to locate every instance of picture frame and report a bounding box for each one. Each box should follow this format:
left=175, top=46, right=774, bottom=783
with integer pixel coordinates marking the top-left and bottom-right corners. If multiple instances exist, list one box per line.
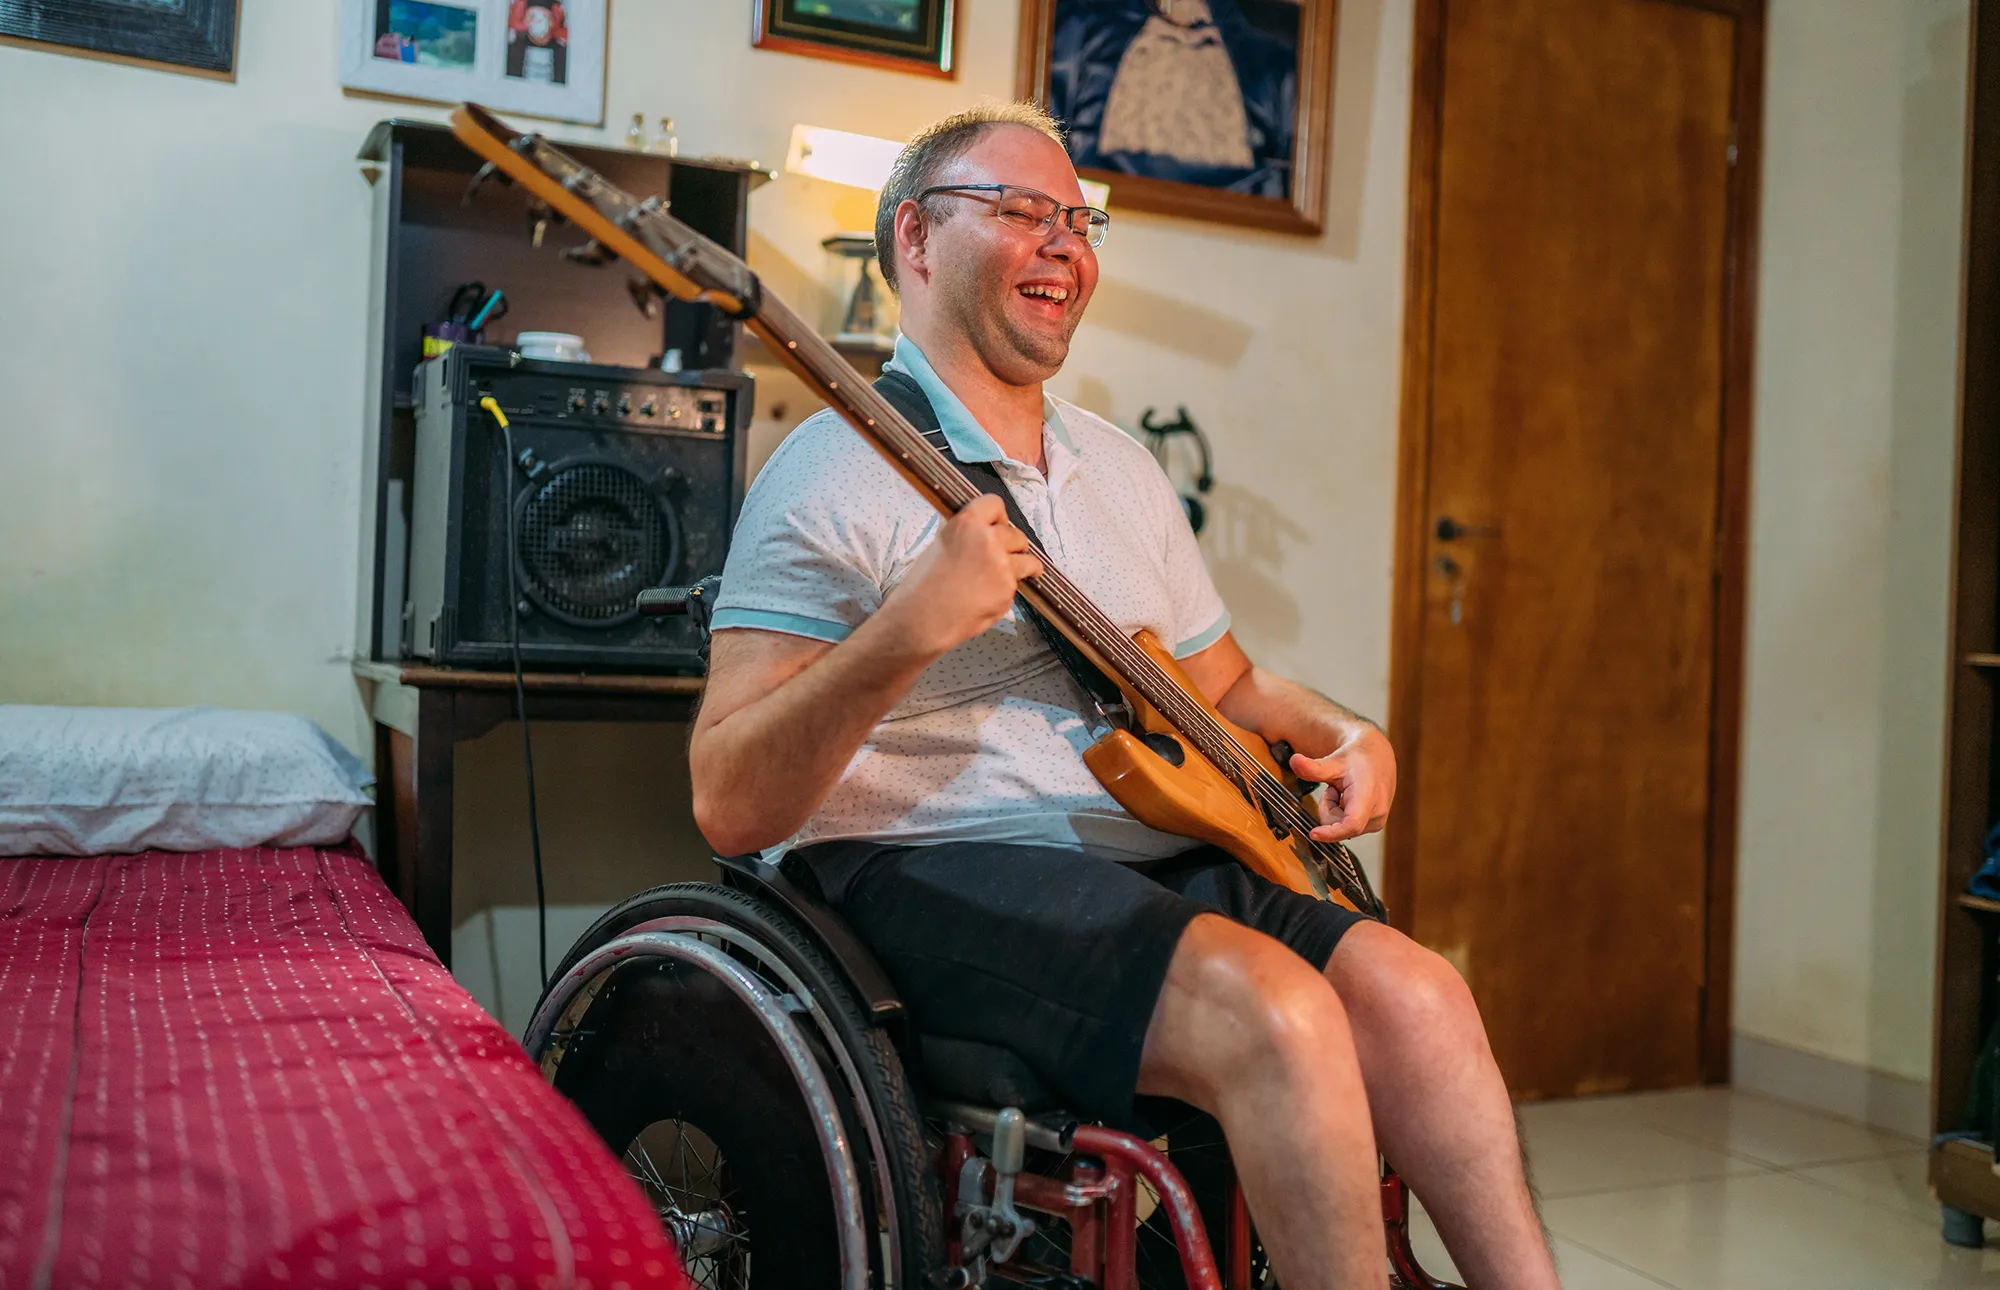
left=753, top=0, right=958, bottom=80
left=0, top=0, right=240, bottom=78
left=1016, top=0, right=1336, bottom=236
left=338, top=0, right=607, bottom=126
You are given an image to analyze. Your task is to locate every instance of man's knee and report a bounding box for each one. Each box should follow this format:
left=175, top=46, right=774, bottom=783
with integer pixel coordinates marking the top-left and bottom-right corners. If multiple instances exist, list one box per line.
left=1141, top=914, right=1357, bottom=1105
left=1327, top=923, right=1485, bottom=1047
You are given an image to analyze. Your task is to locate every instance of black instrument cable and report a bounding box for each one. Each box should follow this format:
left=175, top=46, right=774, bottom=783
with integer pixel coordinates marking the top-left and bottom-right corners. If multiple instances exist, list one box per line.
left=480, top=396, right=550, bottom=990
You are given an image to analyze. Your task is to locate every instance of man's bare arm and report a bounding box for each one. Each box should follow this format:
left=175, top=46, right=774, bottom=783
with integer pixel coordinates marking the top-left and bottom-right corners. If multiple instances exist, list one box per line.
left=691, top=624, right=928, bottom=856
left=690, top=494, right=1040, bottom=856
left=1178, top=631, right=1396, bottom=842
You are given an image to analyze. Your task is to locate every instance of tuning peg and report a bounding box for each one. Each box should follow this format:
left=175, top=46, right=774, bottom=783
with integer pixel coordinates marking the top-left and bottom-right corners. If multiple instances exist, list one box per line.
left=561, top=240, right=617, bottom=267
left=525, top=197, right=565, bottom=249
left=626, top=276, right=660, bottom=319
left=461, top=160, right=513, bottom=207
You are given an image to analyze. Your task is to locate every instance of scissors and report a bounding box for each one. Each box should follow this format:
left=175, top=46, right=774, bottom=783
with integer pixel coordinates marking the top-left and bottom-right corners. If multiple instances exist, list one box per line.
left=467, top=289, right=508, bottom=330
left=446, top=281, right=488, bottom=325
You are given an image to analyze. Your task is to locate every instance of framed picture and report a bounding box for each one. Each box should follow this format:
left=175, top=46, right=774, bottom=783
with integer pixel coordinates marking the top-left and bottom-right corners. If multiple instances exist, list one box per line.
left=338, top=0, right=607, bottom=125
left=753, top=0, right=958, bottom=80
left=0, top=0, right=240, bottom=78
left=1017, top=0, right=1336, bottom=235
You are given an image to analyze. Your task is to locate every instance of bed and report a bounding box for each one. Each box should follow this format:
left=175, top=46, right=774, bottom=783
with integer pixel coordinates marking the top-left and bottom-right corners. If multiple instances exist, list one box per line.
left=0, top=841, right=685, bottom=1290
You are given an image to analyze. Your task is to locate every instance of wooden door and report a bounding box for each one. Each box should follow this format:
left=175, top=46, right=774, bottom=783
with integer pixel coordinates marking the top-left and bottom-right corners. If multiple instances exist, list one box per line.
left=1388, top=0, right=1761, bottom=1099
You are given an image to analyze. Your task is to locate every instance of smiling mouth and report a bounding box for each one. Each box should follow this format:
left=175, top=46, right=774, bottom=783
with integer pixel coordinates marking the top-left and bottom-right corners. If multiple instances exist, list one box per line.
left=1019, top=284, right=1070, bottom=303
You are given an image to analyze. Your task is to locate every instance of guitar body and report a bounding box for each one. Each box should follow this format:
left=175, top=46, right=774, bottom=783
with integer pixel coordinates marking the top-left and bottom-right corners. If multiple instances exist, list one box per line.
left=1083, top=631, right=1358, bottom=910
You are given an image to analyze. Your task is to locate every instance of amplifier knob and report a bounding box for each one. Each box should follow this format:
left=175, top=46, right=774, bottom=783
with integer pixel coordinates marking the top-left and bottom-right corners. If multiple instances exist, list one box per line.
left=640, top=398, right=659, bottom=417
left=617, top=394, right=632, bottom=418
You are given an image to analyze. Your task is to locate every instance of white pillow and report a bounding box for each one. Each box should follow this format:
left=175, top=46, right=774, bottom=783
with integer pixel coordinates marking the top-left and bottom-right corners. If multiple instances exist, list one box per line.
left=0, top=706, right=375, bottom=856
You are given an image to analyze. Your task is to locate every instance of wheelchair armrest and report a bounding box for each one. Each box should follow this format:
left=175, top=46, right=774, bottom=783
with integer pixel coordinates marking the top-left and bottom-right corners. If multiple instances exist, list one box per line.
left=714, top=853, right=906, bottom=1030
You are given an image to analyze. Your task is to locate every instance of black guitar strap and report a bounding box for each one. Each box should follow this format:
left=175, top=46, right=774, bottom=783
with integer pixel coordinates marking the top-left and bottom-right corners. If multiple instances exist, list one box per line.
left=872, top=370, right=1124, bottom=712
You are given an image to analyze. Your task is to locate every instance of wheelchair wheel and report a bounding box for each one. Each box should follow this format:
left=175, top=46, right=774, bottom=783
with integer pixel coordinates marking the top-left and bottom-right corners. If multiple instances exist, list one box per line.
left=1013, top=1104, right=1273, bottom=1290
left=529, top=883, right=944, bottom=1290
left=1134, top=1105, right=1273, bottom=1289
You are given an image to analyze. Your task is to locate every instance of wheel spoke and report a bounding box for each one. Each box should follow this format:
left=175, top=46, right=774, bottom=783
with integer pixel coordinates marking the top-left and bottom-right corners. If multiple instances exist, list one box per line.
left=622, top=1119, right=751, bottom=1290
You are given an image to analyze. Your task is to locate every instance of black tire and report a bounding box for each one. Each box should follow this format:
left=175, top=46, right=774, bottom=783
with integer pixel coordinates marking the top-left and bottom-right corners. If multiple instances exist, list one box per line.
left=534, top=882, right=944, bottom=1290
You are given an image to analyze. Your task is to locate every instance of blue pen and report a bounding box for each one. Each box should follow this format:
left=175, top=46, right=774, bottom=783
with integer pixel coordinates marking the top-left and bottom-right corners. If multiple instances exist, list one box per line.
left=468, top=289, right=506, bottom=331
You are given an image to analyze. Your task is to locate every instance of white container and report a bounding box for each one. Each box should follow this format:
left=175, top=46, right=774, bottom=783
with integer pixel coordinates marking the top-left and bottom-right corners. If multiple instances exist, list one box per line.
left=515, top=331, right=590, bottom=362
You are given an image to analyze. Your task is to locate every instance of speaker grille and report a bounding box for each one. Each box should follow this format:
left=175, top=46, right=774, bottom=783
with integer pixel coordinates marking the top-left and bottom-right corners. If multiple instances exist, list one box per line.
left=517, top=461, right=675, bottom=625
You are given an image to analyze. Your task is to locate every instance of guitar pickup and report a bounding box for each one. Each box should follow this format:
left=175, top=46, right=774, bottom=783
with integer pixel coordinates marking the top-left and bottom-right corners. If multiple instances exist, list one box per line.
left=1258, top=793, right=1291, bottom=842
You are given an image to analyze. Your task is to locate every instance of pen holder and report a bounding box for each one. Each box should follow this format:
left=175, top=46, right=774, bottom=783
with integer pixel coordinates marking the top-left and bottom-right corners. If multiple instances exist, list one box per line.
left=421, top=322, right=478, bottom=359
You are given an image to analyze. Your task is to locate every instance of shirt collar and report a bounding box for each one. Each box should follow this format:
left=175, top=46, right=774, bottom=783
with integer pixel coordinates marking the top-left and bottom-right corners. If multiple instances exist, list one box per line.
left=884, top=333, right=1078, bottom=465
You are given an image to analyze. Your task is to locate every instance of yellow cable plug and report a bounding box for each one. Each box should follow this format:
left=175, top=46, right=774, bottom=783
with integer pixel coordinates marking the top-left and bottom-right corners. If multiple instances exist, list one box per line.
left=479, top=395, right=510, bottom=428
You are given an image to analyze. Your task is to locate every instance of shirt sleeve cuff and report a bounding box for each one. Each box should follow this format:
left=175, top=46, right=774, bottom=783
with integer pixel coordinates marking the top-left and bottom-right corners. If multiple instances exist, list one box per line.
left=709, top=607, right=855, bottom=643
left=1173, top=612, right=1231, bottom=659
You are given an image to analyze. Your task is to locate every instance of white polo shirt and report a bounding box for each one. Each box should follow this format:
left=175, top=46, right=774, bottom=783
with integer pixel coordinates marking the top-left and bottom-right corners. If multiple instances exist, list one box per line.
left=711, top=335, right=1230, bottom=859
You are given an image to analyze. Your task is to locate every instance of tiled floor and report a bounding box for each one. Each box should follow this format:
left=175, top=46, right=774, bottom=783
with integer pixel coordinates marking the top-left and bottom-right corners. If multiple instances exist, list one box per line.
left=1404, top=1086, right=1997, bottom=1289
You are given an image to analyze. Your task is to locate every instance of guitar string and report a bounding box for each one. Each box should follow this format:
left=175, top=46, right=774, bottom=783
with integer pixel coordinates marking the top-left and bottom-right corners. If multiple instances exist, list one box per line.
left=768, top=304, right=1374, bottom=901
left=816, top=367, right=1351, bottom=835
left=824, top=350, right=1374, bottom=902
left=561, top=155, right=1377, bottom=906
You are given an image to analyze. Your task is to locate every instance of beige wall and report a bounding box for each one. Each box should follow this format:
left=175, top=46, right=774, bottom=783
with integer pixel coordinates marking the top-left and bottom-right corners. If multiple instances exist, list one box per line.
left=1734, top=0, right=1968, bottom=1086
left=0, top=0, right=1970, bottom=1086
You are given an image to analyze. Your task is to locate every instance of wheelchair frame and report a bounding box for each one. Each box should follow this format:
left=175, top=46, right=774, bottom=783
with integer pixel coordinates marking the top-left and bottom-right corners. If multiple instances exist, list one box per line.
left=524, top=854, right=1462, bottom=1290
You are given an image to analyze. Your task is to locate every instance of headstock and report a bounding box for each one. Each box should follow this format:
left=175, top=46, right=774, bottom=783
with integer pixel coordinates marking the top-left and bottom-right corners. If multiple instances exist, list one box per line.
left=450, top=103, right=763, bottom=321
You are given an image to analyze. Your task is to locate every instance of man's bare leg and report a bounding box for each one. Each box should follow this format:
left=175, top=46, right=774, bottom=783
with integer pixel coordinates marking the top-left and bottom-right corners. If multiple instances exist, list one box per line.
left=1326, top=923, right=1560, bottom=1289
left=1136, top=914, right=1387, bottom=1290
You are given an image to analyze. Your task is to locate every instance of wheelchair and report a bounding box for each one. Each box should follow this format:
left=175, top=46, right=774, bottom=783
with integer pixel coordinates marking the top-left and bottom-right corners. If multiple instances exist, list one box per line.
left=522, top=580, right=1462, bottom=1290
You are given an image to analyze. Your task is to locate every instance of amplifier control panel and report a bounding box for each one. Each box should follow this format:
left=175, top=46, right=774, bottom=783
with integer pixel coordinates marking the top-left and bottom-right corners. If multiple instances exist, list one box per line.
left=484, top=371, right=730, bottom=436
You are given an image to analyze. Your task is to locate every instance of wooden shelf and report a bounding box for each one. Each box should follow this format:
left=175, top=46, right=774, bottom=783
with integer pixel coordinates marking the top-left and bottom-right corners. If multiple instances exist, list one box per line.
left=354, top=658, right=702, bottom=696
left=1967, top=652, right=2000, bottom=669
left=1957, top=893, right=2000, bottom=916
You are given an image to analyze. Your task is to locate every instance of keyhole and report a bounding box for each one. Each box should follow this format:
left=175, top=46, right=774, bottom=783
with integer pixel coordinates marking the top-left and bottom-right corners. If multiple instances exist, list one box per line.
left=1436, top=554, right=1464, bottom=625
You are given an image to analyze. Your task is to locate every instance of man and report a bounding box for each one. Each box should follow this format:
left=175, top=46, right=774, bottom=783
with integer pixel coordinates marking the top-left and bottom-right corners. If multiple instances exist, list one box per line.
left=691, top=104, right=1560, bottom=1290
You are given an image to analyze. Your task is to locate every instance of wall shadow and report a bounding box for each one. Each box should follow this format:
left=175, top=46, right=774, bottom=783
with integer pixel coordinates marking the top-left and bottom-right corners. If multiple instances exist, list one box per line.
left=1085, top=277, right=1257, bottom=366
left=1200, top=480, right=1309, bottom=649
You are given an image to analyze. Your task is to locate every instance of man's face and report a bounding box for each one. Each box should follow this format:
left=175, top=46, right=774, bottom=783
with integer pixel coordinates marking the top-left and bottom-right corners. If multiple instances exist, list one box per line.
left=915, top=126, right=1100, bottom=386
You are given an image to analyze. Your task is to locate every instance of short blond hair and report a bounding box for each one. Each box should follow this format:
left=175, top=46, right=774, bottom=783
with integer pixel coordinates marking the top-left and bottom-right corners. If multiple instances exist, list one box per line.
left=875, top=102, right=1067, bottom=293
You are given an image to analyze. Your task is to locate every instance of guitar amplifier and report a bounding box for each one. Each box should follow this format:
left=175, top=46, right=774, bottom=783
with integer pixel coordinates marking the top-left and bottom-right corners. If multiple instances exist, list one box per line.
left=405, top=345, right=750, bottom=672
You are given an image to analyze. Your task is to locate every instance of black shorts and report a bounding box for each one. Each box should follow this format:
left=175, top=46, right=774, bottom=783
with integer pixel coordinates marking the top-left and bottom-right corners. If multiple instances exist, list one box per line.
left=791, top=840, right=1370, bottom=1128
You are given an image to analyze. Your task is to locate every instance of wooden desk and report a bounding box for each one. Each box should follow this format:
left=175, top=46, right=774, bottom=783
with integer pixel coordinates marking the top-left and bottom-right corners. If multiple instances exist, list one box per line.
left=353, top=661, right=704, bottom=965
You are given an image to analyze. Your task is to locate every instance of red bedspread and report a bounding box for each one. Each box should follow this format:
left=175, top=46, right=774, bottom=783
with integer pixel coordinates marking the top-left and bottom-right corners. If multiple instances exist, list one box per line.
left=0, top=845, right=685, bottom=1290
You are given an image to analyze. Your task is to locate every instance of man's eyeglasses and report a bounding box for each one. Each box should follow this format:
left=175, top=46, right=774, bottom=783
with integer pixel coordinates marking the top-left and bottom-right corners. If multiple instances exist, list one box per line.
left=916, top=184, right=1111, bottom=249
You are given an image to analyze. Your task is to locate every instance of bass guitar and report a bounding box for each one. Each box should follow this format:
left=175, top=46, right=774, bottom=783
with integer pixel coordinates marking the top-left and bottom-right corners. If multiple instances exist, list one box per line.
left=448, top=103, right=1384, bottom=919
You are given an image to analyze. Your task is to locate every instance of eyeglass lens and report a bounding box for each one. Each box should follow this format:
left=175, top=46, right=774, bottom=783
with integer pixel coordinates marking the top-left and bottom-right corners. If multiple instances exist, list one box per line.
left=997, top=187, right=1108, bottom=248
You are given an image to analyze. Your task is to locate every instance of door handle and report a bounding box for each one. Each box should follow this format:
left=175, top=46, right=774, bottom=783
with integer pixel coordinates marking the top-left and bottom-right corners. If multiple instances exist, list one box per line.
left=1435, top=515, right=1500, bottom=542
